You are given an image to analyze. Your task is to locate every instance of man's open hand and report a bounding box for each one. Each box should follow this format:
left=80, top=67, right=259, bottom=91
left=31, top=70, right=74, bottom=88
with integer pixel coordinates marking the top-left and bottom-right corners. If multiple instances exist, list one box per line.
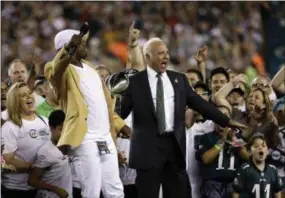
left=228, top=119, right=247, bottom=131
left=119, top=125, right=132, bottom=139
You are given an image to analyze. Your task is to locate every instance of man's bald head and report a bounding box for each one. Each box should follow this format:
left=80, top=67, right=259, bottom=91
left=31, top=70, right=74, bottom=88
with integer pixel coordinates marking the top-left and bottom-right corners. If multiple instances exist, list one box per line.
left=8, top=59, right=28, bottom=85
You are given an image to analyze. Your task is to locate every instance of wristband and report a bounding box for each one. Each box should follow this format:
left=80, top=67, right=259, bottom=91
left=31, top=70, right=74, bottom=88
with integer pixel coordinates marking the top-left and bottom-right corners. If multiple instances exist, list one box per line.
left=214, top=144, right=222, bottom=151
left=128, top=42, right=138, bottom=48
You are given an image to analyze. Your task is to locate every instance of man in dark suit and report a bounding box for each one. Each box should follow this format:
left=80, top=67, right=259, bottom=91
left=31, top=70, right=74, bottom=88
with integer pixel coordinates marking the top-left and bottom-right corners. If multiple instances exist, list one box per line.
left=120, top=38, right=246, bottom=198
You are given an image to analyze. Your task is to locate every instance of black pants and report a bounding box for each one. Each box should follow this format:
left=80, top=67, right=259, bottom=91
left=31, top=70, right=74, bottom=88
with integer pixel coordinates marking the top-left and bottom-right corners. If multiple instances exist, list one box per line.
left=124, top=184, right=138, bottom=198
left=73, top=188, right=105, bottom=198
left=135, top=135, right=190, bottom=198
left=1, top=186, right=37, bottom=198
left=73, top=187, right=82, bottom=198
left=201, top=180, right=232, bottom=198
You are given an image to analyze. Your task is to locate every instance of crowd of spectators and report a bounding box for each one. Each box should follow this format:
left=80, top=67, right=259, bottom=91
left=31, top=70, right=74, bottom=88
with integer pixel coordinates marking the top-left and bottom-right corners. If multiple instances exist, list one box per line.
left=1, top=2, right=285, bottom=198
left=2, top=1, right=266, bottom=81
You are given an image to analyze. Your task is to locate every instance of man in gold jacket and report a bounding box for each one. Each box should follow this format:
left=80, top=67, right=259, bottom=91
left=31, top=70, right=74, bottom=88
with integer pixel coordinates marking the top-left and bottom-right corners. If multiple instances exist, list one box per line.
left=45, top=29, right=128, bottom=198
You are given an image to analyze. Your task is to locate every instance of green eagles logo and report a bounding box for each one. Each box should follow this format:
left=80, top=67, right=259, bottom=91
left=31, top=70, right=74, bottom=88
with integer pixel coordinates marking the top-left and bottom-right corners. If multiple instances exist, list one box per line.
left=234, top=177, right=239, bottom=186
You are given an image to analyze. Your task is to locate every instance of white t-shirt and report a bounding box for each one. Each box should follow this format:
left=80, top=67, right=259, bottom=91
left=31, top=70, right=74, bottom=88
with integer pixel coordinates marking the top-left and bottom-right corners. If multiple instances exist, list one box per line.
left=34, top=141, right=72, bottom=198
left=2, top=116, right=51, bottom=190
left=117, top=113, right=136, bottom=185
left=72, top=63, right=110, bottom=142
left=1, top=110, right=8, bottom=121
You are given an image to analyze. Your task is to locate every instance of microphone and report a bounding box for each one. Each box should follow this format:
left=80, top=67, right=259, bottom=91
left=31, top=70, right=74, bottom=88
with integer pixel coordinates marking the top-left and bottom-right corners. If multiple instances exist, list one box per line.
left=68, top=23, right=89, bottom=55
left=79, top=23, right=89, bottom=36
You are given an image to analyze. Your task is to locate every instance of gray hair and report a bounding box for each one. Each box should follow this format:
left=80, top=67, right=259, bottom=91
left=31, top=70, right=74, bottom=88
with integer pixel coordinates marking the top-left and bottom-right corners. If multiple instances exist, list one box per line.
left=142, top=37, right=163, bottom=59
left=8, top=59, right=27, bottom=76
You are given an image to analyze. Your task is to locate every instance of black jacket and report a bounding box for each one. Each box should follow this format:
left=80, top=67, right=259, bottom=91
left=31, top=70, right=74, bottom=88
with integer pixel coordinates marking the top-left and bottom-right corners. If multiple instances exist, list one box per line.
left=120, top=70, right=230, bottom=169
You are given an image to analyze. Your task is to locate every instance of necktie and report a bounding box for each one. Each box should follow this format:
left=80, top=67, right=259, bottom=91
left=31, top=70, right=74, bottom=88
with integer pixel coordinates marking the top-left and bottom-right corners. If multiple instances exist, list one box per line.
left=156, top=73, right=166, bottom=134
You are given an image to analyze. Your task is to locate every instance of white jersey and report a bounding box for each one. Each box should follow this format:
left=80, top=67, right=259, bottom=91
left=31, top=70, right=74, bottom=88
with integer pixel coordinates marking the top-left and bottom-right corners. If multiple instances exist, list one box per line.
left=34, top=141, right=72, bottom=198
left=186, top=120, right=214, bottom=198
left=2, top=116, right=51, bottom=190
left=186, top=120, right=214, bottom=174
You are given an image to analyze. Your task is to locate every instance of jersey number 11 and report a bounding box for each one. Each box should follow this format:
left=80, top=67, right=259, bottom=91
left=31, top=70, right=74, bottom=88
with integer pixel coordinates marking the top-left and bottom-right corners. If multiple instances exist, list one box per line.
left=252, top=184, right=270, bottom=198
left=216, top=149, right=236, bottom=171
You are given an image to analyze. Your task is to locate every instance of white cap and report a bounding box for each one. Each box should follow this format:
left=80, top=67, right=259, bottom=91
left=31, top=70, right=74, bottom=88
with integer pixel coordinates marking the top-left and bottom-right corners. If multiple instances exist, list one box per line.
left=54, top=29, right=79, bottom=50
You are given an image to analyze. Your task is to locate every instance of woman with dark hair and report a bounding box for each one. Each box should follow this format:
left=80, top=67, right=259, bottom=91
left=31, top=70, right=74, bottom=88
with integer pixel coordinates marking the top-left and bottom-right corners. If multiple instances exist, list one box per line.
left=214, top=84, right=279, bottom=148
left=244, top=88, right=279, bottom=148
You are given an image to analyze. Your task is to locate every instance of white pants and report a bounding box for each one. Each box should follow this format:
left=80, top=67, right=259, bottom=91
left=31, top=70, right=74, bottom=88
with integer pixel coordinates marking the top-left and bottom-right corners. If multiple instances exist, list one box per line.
left=71, top=138, right=124, bottom=198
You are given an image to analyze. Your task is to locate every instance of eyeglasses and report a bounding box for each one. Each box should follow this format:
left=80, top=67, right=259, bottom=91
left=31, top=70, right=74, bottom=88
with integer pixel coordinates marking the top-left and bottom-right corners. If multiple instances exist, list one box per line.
left=252, top=83, right=270, bottom=88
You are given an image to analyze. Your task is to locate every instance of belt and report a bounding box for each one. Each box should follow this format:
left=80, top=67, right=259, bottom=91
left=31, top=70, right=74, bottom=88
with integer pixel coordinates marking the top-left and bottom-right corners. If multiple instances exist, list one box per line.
left=159, top=132, right=174, bottom=137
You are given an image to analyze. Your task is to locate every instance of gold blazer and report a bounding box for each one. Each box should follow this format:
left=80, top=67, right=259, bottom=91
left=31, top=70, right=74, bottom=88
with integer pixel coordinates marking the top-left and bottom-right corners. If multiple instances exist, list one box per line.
left=45, top=47, right=125, bottom=147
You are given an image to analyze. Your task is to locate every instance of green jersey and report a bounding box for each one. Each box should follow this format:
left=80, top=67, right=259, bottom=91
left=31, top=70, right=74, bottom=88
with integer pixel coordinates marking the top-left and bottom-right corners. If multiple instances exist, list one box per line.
left=195, top=131, right=243, bottom=183
left=233, top=162, right=283, bottom=198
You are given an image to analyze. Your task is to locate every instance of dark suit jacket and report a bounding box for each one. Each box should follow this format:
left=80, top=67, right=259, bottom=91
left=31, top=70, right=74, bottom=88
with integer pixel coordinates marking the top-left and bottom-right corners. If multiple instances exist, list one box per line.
left=120, top=70, right=230, bottom=170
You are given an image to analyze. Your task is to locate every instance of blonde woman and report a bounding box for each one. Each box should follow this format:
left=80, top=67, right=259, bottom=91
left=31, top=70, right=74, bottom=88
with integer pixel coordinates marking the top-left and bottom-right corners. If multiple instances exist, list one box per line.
left=1, top=82, right=51, bottom=198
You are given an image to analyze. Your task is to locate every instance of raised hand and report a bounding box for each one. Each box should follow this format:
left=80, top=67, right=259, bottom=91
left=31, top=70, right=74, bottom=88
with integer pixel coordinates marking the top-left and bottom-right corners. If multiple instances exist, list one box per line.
left=232, top=74, right=248, bottom=86
left=32, top=52, right=46, bottom=75
left=194, top=45, right=208, bottom=63
left=66, top=34, right=82, bottom=50
left=128, top=21, right=140, bottom=47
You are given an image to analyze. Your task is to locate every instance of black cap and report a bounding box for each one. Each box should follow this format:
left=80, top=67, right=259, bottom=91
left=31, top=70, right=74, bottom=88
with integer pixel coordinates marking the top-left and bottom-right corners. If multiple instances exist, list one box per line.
left=229, top=85, right=245, bottom=96
left=193, top=81, right=211, bottom=94
left=34, top=76, right=47, bottom=88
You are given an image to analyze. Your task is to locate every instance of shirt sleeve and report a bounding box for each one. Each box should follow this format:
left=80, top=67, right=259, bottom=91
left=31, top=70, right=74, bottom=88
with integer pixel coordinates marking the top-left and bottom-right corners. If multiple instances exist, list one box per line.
left=2, top=121, right=19, bottom=154
left=33, top=145, right=52, bottom=168
left=232, top=166, right=247, bottom=193
left=183, top=74, right=230, bottom=127
left=195, top=134, right=210, bottom=161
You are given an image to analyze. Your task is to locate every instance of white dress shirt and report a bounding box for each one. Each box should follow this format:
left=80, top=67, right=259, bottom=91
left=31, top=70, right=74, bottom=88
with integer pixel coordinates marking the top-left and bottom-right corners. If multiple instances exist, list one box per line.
left=147, top=66, right=175, bottom=132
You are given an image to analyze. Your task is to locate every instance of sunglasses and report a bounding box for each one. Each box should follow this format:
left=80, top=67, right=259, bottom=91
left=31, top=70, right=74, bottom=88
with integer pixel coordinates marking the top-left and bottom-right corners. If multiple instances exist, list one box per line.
left=197, top=91, right=209, bottom=96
